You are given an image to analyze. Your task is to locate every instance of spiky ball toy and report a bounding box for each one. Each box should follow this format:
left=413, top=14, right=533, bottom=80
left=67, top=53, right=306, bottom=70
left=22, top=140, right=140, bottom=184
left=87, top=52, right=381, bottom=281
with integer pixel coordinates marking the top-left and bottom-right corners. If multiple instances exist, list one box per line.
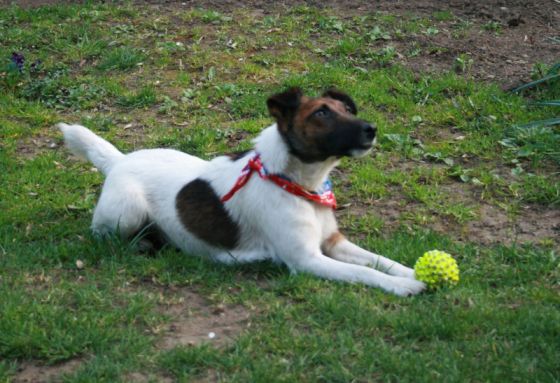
left=414, top=250, right=459, bottom=289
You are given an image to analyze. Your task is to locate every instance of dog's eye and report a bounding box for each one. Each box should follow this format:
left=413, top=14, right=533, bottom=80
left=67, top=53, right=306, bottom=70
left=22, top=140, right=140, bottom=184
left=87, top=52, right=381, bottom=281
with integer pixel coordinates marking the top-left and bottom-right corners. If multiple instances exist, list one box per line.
left=313, top=108, right=330, bottom=118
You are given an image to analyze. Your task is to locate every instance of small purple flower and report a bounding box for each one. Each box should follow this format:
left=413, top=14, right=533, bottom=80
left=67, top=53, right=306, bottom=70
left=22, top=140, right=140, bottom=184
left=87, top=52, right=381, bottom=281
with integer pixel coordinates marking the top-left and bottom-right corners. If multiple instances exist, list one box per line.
left=11, top=52, right=25, bottom=72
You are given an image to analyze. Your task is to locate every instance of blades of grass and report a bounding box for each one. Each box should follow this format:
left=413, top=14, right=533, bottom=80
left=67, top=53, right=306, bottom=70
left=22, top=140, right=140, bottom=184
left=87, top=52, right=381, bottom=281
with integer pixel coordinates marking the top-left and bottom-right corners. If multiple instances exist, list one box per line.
left=511, top=73, right=560, bottom=93
left=532, top=100, right=560, bottom=107
left=515, top=117, right=560, bottom=129
left=546, top=62, right=560, bottom=75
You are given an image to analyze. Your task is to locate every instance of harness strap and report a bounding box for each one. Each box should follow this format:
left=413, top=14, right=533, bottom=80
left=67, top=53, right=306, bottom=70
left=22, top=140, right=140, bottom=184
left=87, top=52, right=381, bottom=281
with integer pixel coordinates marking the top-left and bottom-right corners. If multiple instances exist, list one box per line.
left=220, top=153, right=337, bottom=209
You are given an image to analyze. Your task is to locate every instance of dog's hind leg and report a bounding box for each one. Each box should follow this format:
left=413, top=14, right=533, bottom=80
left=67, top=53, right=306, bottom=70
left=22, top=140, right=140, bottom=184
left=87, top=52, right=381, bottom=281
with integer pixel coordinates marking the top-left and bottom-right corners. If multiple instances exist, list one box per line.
left=91, top=176, right=150, bottom=239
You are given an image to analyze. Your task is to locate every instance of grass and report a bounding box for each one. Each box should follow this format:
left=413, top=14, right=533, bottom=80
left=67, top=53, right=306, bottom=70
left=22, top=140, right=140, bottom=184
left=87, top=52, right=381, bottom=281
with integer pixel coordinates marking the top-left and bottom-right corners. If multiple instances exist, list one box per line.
left=1, top=3, right=559, bottom=382
left=97, top=47, right=146, bottom=72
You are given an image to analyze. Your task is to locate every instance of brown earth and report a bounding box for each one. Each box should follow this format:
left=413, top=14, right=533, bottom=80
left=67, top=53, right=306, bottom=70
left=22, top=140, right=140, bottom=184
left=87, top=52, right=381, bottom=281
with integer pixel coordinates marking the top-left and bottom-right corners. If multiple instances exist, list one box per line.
left=13, top=359, right=83, bottom=383
left=156, top=287, right=252, bottom=349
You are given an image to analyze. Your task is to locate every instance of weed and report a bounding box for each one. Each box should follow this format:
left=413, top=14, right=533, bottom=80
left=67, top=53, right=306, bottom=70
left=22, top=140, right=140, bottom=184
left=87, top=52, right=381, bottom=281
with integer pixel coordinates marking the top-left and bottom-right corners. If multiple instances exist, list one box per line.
left=507, top=62, right=560, bottom=165
left=80, top=115, right=115, bottom=132
left=501, top=126, right=560, bottom=165
left=433, top=10, right=454, bottom=22
left=18, top=65, right=107, bottom=109
left=185, top=9, right=232, bottom=24
left=116, top=86, right=157, bottom=109
left=482, top=21, right=502, bottom=33
left=156, top=41, right=187, bottom=54
left=158, top=95, right=178, bottom=114
left=316, top=15, right=345, bottom=33
left=97, top=47, right=145, bottom=71
left=424, top=26, right=440, bottom=36
left=367, top=26, right=391, bottom=41
left=454, top=53, right=474, bottom=73
left=381, top=134, right=424, bottom=158
left=511, top=175, right=560, bottom=206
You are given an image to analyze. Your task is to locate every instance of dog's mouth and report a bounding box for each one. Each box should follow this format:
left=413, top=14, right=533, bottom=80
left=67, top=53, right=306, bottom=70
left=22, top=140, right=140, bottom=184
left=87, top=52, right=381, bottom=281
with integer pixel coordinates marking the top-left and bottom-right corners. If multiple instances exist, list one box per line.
left=349, top=137, right=376, bottom=157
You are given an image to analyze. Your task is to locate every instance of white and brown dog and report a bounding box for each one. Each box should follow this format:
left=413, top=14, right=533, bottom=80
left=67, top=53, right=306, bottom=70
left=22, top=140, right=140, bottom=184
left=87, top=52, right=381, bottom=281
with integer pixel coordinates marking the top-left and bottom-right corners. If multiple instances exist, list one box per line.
left=59, top=88, right=425, bottom=296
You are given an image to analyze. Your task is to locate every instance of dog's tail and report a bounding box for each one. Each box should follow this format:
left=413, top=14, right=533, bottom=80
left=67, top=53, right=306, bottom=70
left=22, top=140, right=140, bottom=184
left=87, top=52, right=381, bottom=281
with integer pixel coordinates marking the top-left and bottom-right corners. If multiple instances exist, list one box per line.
left=58, top=123, right=124, bottom=175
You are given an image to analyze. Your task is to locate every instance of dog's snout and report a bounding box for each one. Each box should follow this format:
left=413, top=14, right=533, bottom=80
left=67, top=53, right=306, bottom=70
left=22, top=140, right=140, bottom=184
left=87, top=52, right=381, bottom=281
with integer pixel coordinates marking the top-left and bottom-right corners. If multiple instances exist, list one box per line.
left=362, top=123, right=377, bottom=140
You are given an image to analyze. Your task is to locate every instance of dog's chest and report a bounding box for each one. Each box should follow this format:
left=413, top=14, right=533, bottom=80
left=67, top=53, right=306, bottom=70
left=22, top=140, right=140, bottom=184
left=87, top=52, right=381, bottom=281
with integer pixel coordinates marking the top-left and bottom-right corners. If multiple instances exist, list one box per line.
left=173, top=162, right=338, bottom=253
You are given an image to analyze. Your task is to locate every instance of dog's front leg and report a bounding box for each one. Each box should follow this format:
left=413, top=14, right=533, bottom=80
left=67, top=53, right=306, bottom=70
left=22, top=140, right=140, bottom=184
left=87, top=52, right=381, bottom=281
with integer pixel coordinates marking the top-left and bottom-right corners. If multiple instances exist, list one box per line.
left=292, top=252, right=425, bottom=296
left=322, top=233, right=416, bottom=279
left=258, top=209, right=424, bottom=295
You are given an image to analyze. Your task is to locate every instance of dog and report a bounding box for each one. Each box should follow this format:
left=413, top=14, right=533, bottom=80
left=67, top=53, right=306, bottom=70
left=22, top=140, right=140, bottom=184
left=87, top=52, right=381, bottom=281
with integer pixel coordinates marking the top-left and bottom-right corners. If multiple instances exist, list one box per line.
left=58, top=87, right=425, bottom=296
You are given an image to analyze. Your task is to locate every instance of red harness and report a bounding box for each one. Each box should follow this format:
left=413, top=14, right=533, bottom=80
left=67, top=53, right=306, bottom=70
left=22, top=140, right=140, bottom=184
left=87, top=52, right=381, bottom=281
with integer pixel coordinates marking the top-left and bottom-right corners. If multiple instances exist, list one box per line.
left=221, top=153, right=337, bottom=209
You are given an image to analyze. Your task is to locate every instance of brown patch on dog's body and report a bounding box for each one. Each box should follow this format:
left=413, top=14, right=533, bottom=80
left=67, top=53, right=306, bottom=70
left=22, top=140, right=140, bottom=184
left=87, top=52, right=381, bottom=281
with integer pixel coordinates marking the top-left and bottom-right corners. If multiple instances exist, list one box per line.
left=266, top=88, right=376, bottom=163
left=176, top=179, right=239, bottom=249
left=322, top=231, right=345, bottom=253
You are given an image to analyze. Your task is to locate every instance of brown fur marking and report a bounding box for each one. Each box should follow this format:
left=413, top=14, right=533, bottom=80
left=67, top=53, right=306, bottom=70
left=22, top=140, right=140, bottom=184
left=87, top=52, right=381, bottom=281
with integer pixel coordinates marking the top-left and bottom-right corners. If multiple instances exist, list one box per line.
left=176, top=179, right=239, bottom=249
left=267, top=88, right=373, bottom=163
left=322, top=231, right=345, bottom=253
left=289, top=98, right=357, bottom=161
left=294, top=98, right=349, bottom=125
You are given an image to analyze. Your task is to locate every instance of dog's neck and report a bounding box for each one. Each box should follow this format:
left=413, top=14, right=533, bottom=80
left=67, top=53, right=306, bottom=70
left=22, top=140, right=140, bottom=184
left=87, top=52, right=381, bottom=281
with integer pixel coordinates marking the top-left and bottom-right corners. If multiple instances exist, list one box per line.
left=254, top=124, right=339, bottom=191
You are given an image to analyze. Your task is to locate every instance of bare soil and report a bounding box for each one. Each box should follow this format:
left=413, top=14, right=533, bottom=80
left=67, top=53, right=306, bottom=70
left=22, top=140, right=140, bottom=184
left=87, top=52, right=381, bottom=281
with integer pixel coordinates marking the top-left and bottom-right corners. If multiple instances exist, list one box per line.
left=13, top=359, right=83, bottom=383
left=16, top=135, right=60, bottom=160
left=339, top=189, right=560, bottom=247
left=336, top=155, right=560, bottom=247
left=156, top=287, right=252, bottom=349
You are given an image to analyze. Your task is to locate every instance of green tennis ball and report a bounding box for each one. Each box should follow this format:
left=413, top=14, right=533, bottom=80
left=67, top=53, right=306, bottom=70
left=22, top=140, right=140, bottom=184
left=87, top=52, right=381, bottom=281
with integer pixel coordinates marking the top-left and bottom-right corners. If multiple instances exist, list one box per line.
left=414, top=250, right=459, bottom=289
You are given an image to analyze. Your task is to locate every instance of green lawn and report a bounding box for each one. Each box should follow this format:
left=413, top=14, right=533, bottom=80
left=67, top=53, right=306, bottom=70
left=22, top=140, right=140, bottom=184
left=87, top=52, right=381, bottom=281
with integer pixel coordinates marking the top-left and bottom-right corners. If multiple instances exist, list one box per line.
left=1, top=3, right=559, bottom=382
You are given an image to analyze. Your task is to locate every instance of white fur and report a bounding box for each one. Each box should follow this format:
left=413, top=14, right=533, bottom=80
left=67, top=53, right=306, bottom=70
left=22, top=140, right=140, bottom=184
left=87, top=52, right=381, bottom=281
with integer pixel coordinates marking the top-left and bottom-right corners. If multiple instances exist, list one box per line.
left=58, top=122, right=425, bottom=296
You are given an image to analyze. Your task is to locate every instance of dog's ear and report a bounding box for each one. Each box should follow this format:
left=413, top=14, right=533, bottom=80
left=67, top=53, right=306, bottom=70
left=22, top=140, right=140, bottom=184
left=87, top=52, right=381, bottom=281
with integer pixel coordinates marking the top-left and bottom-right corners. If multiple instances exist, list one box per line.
left=267, top=87, right=303, bottom=127
left=323, top=89, right=358, bottom=115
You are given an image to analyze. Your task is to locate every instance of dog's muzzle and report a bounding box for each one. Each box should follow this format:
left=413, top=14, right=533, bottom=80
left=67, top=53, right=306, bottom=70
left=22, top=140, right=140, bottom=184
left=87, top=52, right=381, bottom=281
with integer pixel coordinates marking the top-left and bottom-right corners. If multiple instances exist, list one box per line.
left=348, top=122, right=377, bottom=157
left=361, top=123, right=377, bottom=144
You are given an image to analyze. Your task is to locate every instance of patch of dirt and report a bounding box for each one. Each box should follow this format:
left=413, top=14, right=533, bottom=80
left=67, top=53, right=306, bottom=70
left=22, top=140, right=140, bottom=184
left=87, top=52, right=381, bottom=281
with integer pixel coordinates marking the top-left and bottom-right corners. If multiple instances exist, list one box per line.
left=156, top=287, right=252, bottom=349
left=343, top=186, right=560, bottom=248
left=16, top=135, right=60, bottom=160
left=13, top=358, right=83, bottom=383
left=123, top=372, right=173, bottom=383
left=336, top=158, right=560, bottom=247
left=467, top=203, right=560, bottom=245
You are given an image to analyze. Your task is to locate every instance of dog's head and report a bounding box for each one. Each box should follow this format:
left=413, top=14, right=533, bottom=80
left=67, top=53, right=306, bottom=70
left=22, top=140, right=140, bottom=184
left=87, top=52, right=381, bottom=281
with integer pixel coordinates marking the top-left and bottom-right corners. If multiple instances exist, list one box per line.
left=267, top=87, right=376, bottom=163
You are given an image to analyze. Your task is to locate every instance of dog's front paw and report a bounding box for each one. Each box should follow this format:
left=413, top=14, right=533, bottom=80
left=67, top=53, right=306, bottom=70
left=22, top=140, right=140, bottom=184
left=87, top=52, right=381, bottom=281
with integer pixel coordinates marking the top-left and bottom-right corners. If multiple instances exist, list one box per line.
left=388, top=277, right=426, bottom=297
left=384, top=263, right=416, bottom=279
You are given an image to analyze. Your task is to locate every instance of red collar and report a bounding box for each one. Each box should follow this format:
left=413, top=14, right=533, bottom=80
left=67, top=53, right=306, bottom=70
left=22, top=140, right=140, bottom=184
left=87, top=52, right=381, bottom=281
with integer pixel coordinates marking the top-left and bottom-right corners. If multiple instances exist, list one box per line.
left=221, top=153, right=337, bottom=209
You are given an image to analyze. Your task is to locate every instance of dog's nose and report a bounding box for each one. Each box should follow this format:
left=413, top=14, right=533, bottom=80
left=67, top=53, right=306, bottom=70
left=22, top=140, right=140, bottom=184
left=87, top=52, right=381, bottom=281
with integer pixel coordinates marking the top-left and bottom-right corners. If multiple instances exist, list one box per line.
left=362, top=123, right=377, bottom=140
